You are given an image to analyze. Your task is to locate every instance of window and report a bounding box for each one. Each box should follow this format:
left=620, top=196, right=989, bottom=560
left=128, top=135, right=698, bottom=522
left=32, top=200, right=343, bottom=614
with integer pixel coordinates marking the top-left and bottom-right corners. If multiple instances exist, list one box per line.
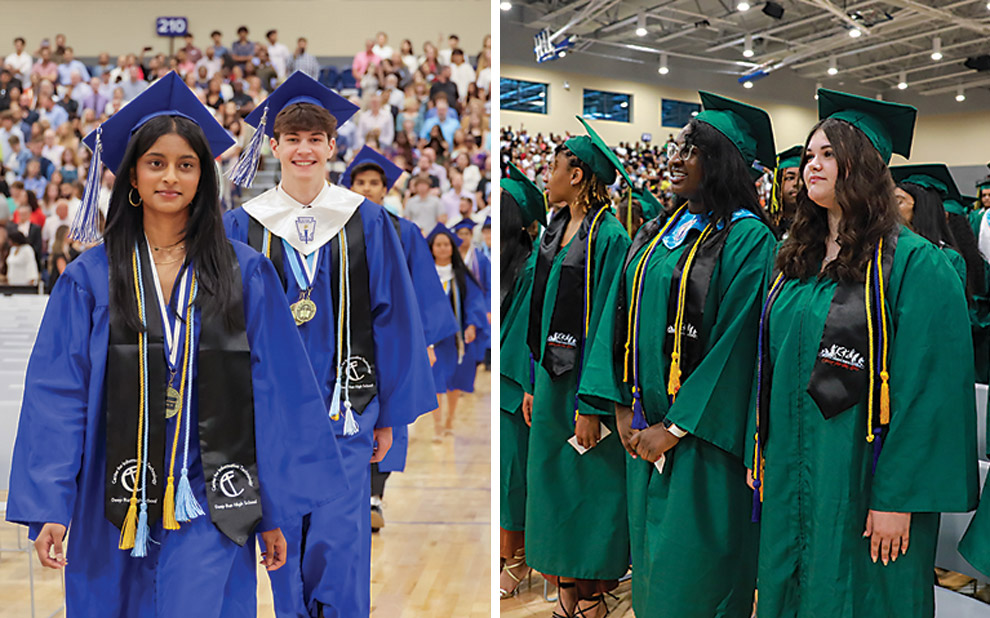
left=500, top=78, right=548, bottom=114
left=661, top=98, right=701, bottom=129
left=582, top=89, right=632, bottom=123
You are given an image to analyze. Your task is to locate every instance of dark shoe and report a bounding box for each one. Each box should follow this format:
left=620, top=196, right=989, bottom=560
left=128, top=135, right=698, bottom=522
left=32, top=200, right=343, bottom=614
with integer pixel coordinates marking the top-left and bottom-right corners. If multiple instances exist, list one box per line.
left=371, top=504, right=384, bottom=532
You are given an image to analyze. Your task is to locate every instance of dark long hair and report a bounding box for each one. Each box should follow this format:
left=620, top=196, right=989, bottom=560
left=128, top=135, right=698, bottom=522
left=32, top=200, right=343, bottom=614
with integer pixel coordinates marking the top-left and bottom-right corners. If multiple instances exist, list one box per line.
left=674, top=119, right=769, bottom=229
left=104, top=115, right=236, bottom=332
left=776, top=117, right=901, bottom=282
left=500, top=191, right=533, bottom=312
left=428, top=230, right=480, bottom=299
left=947, top=212, right=986, bottom=300
left=899, top=183, right=953, bottom=248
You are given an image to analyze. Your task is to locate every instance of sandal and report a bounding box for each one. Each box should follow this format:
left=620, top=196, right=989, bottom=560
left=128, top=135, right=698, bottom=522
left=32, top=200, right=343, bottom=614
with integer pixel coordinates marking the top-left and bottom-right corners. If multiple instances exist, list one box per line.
left=552, top=581, right=577, bottom=618
left=574, top=593, right=611, bottom=618
left=498, top=549, right=531, bottom=599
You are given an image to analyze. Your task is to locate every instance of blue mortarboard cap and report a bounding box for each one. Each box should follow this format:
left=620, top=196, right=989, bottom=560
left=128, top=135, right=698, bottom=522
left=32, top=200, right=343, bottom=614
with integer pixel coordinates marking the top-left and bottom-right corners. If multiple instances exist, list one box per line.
left=74, top=71, right=234, bottom=243
left=341, top=146, right=404, bottom=191
left=450, top=218, right=477, bottom=233
left=230, top=71, right=360, bottom=188
left=426, top=222, right=462, bottom=248
left=483, top=215, right=492, bottom=227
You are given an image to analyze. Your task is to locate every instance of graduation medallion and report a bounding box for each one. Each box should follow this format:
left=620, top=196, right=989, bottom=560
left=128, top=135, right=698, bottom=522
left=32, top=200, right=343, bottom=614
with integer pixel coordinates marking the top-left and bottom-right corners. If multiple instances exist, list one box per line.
left=291, top=298, right=317, bottom=325
left=165, top=386, right=181, bottom=419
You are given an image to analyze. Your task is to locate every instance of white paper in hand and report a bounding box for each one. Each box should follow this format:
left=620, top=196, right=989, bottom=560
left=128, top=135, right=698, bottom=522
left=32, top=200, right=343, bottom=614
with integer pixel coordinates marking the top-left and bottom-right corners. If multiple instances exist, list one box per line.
left=568, top=425, right=612, bottom=455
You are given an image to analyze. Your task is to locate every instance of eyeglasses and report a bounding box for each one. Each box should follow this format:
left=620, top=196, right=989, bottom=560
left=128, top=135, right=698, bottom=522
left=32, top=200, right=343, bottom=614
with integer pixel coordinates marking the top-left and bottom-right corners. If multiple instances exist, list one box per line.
left=666, top=142, right=696, bottom=162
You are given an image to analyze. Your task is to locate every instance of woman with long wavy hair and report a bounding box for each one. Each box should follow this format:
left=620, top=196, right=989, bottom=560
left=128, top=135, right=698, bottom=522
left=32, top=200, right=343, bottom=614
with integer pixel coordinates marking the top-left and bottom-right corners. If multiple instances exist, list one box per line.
left=580, top=92, right=777, bottom=617
left=523, top=118, right=631, bottom=618
left=5, top=72, right=345, bottom=618
left=748, top=89, right=978, bottom=617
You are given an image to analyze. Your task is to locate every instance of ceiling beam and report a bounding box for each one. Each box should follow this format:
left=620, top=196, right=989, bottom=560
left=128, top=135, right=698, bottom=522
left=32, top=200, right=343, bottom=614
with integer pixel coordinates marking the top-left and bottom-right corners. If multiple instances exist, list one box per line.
left=883, top=0, right=990, bottom=36
left=581, top=36, right=761, bottom=70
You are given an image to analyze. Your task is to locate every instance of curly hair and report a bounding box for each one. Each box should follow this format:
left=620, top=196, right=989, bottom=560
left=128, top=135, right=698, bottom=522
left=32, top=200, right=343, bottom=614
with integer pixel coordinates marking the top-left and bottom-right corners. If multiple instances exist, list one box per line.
left=776, top=117, right=901, bottom=282
left=554, top=143, right=611, bottom=212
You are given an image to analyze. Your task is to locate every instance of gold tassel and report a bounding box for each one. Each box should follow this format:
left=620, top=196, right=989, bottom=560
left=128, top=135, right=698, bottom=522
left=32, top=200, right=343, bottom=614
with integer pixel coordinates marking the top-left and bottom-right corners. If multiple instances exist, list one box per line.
left=119, top=497, right=138, bottom=550
left=879, top=371, right=891, bottom=426
left=163, top=476, right=179, bottom=530
left=667, top=353, right=682, bottom=400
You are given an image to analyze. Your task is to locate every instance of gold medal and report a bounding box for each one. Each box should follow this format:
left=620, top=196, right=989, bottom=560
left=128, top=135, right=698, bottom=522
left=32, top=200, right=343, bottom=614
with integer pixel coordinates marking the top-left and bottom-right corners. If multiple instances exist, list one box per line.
left=291, top=298, right=318, bottom=326
left=165, top=386, right=181, bottom=419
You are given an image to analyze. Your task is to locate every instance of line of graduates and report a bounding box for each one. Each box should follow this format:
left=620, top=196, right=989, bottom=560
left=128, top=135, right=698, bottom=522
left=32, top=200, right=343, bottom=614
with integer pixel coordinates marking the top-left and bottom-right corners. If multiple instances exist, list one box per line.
left=500, top=88, right=990, bottom=618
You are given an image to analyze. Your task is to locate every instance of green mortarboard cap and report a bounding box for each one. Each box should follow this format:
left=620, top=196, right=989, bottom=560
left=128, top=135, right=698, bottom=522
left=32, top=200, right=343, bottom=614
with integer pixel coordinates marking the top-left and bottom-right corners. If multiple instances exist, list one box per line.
left=776, top=145, right=803, bottom=171
left=632, top=188, right=664, bottom=221
left=891, top=164, right=960, bottom=201
left=694, top=91, right=776, bottom=171
left=500, top=162, right=547, bottom=227
left=943, top=199, right=967, bottom=216
left=976, top=176, right=990, bottom=191
left=563, top=116, right=634, bottom=187
left=817, top=89, right=916, bottom=165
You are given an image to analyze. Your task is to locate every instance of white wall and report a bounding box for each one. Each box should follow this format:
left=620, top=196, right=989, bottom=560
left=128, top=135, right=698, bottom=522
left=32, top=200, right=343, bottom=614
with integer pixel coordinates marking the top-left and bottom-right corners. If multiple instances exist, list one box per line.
left=502, top=63, right=989, bottom=167
left=0, top=1, right=490, bottom=58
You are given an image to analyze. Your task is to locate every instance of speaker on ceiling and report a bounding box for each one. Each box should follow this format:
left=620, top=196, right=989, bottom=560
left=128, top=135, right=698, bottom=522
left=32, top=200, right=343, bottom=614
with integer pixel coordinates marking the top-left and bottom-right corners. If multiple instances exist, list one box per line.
left=762, top=2, right=785, bottom=19
left=964, top=55, right=990, bottom=72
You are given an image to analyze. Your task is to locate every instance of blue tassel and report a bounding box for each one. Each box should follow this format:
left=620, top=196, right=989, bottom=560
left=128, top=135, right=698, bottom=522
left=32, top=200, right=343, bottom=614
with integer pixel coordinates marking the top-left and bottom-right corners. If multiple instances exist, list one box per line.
left=631, top=395, right=647, bottom=430
left=529, top=354, right=535, bottom=387
left=131, top=503, right=150, bottom=558
left=871, top=427, right=883, bottom=475
left=71, top=125, right=104, bottom=243
left=227, top=104, right=268, bottom=188
left=343, top=401, right=359, bottom=436
left=174, top=469, right=205, bottom=522
left=751, top=486, right=762, bottom=522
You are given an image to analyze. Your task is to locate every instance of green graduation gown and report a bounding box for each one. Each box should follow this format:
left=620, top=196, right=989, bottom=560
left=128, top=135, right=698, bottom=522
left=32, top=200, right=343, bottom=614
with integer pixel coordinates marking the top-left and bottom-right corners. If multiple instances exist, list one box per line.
left=580, top=215, right=775, bottom=617
left=525, top=211, right=631, bottom=580
left=500, top=254, right=536, bottom=531
left=752, top=227, right=979, bottom=618
left=958, top=388, right=990, bottom=576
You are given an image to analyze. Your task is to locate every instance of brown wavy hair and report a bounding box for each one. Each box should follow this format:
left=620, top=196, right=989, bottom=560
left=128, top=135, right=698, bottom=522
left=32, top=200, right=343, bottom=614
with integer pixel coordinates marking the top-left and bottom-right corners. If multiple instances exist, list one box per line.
left=554, top=143, right=611, bottom=214
left=776, top=117, right=900, bottom=283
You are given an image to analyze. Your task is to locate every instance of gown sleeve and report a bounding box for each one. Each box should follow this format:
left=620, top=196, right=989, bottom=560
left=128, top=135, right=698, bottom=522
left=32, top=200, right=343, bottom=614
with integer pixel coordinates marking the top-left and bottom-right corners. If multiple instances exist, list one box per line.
left=870, top=242, right=980, bottom=513
left=222, top=208, right=248, bottom=243
left=243, top=256, right=347, bottom=531
left=366, top=206, right=437, bottom=429
left=463, top=272, right=489, bottom=331
left=577, top=220, right=632, bottom=416
left=664, top=221, right=776, bottom=460
left=404, top=221, right=459, bottom=345
left=6, top=273, right=94, bottom=538
left=500, top=256, right=536, bottom=413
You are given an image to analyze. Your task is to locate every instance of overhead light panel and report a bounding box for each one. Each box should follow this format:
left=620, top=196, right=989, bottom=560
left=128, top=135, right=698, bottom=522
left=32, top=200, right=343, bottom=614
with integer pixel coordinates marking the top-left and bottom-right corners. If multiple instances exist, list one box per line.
left=636, top=14, right=648, bottom=37
left=743, top=34, right=754, bottom=58
left=956, top=87, right=966, bottom=102
left=897, top=71, right=907, bottom=90
left=931, top=37, right=942, bottom=61
left=743, top=80, right=754, bottom=89
left=558, top=51, right=567, bottom=58
left=658, top=52, right=669, bottom=75
left=737, top=2, right=751, bottom=11
left=827, top=57, right=838, bottom=76
left=499, top=1, right=512, bottom=10
left=849, top=28, right=863, bottom=38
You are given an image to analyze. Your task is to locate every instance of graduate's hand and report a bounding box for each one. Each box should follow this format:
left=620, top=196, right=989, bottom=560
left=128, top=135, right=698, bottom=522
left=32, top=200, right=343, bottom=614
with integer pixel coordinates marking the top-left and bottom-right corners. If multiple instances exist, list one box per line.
left=35, top=523, right=67, bottom=569
left=628, top=424, right=679, bottom=463
left=427, top=345, right=437, bottom=366
left=464, top=325, right=477, bottom=344
left=259, top=528, right=287, bottom=571
left=487, top=312, right=492, bottom=324
left=574, top=414, right=601, bottom=449
left=370, top=426, right=393, bottom=463
left=864, top=510, right=911, bottom=565
left=746, top=468, right=756, bottom=491
left=522, top=393, right=533, bottom=426
left=614, top=404, right=638, bottom=459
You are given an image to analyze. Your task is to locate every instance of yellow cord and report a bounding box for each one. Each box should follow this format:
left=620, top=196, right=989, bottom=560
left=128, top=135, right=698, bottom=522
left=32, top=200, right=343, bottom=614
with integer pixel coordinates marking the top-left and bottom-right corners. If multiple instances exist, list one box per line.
left=582, top=207, right=608, bottom=337
left=865, top=259, right=876, bottom=443
left=877, top=239, right=891, bottom=426
left=120, top=249, right=145, bottom=550
left=667, top=224, right=714, bottom=401
left=163, top=272, right=197, bottom=531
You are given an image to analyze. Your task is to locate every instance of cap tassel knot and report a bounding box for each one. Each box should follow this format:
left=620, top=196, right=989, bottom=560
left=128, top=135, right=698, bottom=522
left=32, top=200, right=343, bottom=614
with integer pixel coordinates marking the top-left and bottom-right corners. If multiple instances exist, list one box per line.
left=228, top=104, right=268, bottom=188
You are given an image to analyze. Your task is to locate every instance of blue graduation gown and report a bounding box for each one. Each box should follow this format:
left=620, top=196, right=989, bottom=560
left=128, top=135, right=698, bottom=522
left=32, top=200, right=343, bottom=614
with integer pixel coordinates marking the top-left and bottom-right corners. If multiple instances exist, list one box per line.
left=5, top=241, right=345, bottom=618
left=380, top=216, right=457, bottom=473
left=465, top=246, right=492, bottom=364
left=224, top=197, right=436, bottom=617
left=432, top=268, right=489, bottom=394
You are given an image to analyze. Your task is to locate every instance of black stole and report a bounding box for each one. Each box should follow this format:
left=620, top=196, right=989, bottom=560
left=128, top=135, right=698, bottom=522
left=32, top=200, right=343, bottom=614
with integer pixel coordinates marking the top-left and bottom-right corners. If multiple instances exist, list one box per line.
left=527, top=204, right=606, bottom=380
left=247, top=210, right=378, bottom=413
left=106, top=240, right=262, bottom=546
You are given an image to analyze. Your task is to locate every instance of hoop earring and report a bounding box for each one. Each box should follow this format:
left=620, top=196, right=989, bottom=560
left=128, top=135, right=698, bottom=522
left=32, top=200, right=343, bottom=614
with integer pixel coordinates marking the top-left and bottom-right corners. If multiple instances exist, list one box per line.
left=129, top=187, right=143, bottom=207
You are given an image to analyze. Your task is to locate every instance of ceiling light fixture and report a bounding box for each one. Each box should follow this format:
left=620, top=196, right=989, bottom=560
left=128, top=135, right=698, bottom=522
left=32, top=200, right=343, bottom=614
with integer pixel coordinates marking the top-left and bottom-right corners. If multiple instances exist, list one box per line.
left=931, top=36, right=943, bottom=61
left=737, top=2, right=751, bottom=11
left=897, top=71, right=908, bottom=90
left=956, top=87, right=966, bottom=102
left=743, top=80, right=754, bottom=89
left=849, top=27, right=863, bottom=38
left=827, top=57, right=838, bottom=76
left=743, top=33, right=754, bottom=58
left=636, top=14, right=647, bottom=37
left=658, top=52, right=669, bottom=75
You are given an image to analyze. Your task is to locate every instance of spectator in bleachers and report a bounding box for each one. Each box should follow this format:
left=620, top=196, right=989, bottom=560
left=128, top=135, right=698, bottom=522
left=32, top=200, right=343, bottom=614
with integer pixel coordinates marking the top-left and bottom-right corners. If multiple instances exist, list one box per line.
left=429, top=66, right=458, bottom=109
left=453, top=150, right=480, bottom=193
left=23, top=137, right=54, bottom=179
left=476, top=48, right=491, bottom=95
left=405, top=173, right=445, bottom=230
left=41, top=128, right=62, bottom=167
left=10, top=201, right=43, bottom=265
left=382, top=72, right=405, bottom=109
left=181, top=33, right=202, bottom=64
left=265, top=29, right=291, bottom=80
left=353, top=38, right=380, bottom=82
left=5, top=37, right=32, bottom=82
left=56, top=47, right=89, bottom=85
left=5, top=229, right=38, bottom=285
left=41, top=196, right=69, bottom=251
left=425, top=124, right=448, bottom=161
left=119, top=66, right=148, bottom=101
left=210, top=30, right=228, bottom=59
left=79, top=77, right=107, bottom=114
left=51, top=33, right=67, bottom=63
left=66, top=72, right=91, bottom=107
left=45, top=223, right=71, bottom=293
left=196, top=46, right=223, bottom=80
left=58, top=148, right=78, bottom=183
left=438, top=34, right=459, bottom=66
left=254, top=48, right=278, bottom=90
left=373, top=32, right=394, bottom=61
left=0, top=225, right=8, bottom=283
left=441, top=167, right=465, bottom=221
left=0, top=70, right=19, bottom=111
left=204, top=76, right=224, bottom=109
left=289, top=36, right=320, bottom=80
left=6, top=136, right=28, bottom=173
left=449, top=49, right=475, bottom=103
left=0, top=111, right=24, bottom=149
left=31, top=46, right=58, bottom=84
left=105, top=86, right=125, bottom=115
left=230, top=26, right=255, bottom=70
left=59, top=180, right=81, bottom=217
left=420, top=97, right=458, bottom=150
left=419, top=42, right=441, bottom=80
left=175, top=49, right=195, bottom=77
left=358, top=93, right=394, bottom=148
left=22, top=160, right=46, bottom=200
left=399, top=39, right=418, bottom=75
left=92, top=52, right=114, bottom=78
